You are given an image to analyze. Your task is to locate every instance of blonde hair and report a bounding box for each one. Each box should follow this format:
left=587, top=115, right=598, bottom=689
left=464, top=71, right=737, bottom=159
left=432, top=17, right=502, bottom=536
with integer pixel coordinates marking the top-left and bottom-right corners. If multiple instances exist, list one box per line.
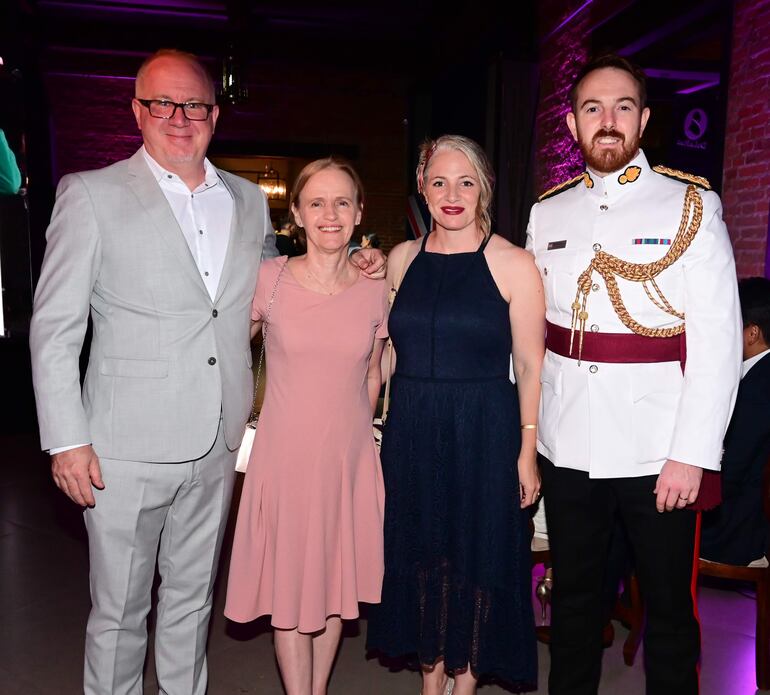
left=416, top=134, right=495, bottom=238
left=135, top=49, right=216, bottom=102
left=289, top=157, right=365, bottom=239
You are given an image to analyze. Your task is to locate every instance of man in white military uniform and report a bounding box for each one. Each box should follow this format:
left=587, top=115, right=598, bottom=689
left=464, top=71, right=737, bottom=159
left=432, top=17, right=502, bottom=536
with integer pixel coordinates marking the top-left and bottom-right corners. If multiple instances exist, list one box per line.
left=526, top=55, right=742, bottom=694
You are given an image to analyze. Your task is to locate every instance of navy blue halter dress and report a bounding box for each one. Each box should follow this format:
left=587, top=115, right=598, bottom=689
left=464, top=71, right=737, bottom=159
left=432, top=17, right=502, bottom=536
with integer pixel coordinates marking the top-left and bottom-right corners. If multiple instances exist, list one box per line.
left=367, top=233, right=537, bottom=689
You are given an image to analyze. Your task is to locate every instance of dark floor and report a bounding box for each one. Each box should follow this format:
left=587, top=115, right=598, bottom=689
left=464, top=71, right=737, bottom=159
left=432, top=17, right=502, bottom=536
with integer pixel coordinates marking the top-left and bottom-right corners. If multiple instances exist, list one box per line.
left=0, top=432, right=766, bottom=694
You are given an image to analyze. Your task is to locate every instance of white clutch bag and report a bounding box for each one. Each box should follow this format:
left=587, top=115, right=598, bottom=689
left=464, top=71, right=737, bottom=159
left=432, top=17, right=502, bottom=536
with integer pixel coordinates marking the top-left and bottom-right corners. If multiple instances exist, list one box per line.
left=235, top=421, right=258, bottom=473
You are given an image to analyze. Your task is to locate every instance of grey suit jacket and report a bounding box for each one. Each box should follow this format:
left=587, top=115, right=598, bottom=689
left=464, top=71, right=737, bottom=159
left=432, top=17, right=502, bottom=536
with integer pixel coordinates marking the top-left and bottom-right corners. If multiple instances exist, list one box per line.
left=30, top=148, right=279, bottom=462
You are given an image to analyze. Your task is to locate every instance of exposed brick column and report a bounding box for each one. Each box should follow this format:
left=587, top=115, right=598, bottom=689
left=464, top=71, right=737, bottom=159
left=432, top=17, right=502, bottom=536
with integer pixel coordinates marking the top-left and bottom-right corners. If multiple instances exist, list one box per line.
left=722, top=0, right=770, bottom=278
left=45, top=74, right=139, bottom=179
left=535, top=1, right=592, bottom=195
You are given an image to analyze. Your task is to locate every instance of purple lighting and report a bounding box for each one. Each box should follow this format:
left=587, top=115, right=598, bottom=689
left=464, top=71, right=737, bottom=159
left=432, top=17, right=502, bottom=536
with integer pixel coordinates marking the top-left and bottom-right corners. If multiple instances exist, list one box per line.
left=676, top=80, right=720, bottom=95
left=644, top=68, right=720, bottom=81
left=535, top=0, right=591, bottom=193
left=542, top=0, right=595, bottom=42
left=38, top=0, right=228, bottom=22
left=766, top=201, right=770, bottom=279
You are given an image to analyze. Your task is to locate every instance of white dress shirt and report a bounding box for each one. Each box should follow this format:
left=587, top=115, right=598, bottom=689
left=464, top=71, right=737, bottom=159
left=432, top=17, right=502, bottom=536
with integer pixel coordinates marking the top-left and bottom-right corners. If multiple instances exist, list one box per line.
left=743, top=348, right=770, bottom=378
left=50, top=149, right=234, bottom=455
left=142, top=147, right=233, bottom=300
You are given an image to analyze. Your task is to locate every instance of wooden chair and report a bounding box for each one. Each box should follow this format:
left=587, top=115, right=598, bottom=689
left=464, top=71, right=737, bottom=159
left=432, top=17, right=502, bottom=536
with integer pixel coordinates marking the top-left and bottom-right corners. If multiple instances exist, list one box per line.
left=612, top=571, right=645, bottom=666
left=697, top=453, right=770, bottom=690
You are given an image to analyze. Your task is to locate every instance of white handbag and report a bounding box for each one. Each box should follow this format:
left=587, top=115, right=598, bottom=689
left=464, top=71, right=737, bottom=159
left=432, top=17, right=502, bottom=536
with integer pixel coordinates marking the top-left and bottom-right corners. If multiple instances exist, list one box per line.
left=235, top=423, right=257, bottom=473
left=235, top=262, right=286, bottom=473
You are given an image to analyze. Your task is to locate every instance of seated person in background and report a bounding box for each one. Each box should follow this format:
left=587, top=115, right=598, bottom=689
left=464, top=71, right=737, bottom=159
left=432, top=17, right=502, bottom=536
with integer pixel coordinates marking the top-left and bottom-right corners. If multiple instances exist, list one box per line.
left=701, top=276, right=770, bottom=567
left=0, top=128, right=21, bottom=195
left=275, top=218, right=300, bottom=257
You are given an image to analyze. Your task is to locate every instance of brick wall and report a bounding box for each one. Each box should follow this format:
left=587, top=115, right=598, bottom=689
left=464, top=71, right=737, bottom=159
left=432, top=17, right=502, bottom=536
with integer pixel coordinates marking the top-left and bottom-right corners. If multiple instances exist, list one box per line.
left=534, top=0, right=591, bottom=195
left=45, top=74, right=140, bottom=178
left=216, top=62, right=408, bottom=252
left=44, top=62, right=408, bottom=252
left=722, top=0, right=770, bottom=278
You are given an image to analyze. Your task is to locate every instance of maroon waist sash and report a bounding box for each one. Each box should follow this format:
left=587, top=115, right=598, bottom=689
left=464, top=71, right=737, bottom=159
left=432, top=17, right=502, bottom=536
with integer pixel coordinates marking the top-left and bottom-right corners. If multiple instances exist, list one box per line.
left=543, top=321, right=719, bottom=511
left=545, top=321, right=683, bottom=364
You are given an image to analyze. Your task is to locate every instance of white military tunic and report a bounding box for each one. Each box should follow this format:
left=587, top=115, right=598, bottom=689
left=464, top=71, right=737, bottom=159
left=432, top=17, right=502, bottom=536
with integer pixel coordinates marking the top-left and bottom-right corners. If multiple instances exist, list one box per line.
left=526, top=150, right=742, bottom=479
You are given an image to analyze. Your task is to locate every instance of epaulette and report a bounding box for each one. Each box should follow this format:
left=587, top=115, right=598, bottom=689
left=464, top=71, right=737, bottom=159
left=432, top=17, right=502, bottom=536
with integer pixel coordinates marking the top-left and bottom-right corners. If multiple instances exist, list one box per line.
left=652, top=165, right=711, bottom=190
left=538, top=172, right=591, bottom=202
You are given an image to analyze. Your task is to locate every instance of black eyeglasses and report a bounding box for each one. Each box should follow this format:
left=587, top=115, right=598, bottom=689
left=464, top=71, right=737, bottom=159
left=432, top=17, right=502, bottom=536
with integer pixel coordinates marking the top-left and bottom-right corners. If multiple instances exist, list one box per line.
left=135, top=99, right=215, bottom=121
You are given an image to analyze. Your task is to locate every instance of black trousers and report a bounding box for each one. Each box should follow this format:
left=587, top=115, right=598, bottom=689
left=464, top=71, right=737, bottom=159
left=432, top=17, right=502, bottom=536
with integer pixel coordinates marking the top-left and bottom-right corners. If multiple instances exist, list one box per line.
left=539, top=456, right=700, bottom=695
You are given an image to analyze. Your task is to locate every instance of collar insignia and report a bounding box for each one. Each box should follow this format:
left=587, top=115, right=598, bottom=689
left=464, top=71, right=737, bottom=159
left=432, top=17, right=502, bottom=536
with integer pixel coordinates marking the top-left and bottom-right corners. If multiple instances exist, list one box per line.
left=618, top=166, right=641, bottom=185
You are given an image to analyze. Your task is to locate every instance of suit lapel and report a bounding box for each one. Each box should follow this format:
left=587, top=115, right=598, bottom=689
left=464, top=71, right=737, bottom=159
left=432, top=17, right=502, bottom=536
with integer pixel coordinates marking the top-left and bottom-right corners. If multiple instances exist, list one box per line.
left=126, top=150, right=210, bottom=301
left=214, top=170, right=243, bottom=304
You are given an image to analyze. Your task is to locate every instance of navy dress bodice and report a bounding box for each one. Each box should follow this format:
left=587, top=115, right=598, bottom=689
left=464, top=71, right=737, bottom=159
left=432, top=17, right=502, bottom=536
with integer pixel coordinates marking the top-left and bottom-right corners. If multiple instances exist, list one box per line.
left=390, top=234, right=511, bottom=381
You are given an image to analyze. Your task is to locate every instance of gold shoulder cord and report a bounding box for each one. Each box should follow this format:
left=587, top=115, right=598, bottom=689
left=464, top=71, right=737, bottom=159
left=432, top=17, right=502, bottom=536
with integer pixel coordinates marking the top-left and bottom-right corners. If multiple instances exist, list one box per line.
left=538, top=172, right=592, bottom=202
left=652, top=165, right=711, bottom=190
left=569, top=184, right=703, bottom=362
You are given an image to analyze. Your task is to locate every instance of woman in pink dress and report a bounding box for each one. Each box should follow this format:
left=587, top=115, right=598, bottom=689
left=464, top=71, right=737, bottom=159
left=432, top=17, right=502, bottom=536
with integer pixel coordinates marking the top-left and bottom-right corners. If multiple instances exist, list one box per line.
left=225, top=158, right=388, bottom=695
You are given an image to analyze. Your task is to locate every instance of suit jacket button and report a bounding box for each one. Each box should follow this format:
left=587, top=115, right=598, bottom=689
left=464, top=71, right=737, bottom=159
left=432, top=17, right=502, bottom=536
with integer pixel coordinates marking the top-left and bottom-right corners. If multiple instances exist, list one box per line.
left=212, top=309, right=218, bottom=318
left=208, top=357, right=217, bottom=365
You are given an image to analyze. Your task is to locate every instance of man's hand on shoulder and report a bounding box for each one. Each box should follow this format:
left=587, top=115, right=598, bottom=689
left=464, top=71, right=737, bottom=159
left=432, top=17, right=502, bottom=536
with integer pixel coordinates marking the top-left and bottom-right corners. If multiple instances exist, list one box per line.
left=654, top=459, right=703, bottom=512
left=51, top=445, right=104, bottom=507
left=349, top=248, right=387, bottom=279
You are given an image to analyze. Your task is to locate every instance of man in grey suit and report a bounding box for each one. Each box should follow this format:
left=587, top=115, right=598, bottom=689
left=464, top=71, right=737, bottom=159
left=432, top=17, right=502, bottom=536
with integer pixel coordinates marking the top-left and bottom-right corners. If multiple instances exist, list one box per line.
left=30, top=49, right=383, bottom=694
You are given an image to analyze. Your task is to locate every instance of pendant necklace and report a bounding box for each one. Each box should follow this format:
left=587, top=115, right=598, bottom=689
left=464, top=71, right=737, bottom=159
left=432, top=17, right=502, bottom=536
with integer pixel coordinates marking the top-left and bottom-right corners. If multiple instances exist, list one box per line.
left=305, top=265, right=344, bottom=295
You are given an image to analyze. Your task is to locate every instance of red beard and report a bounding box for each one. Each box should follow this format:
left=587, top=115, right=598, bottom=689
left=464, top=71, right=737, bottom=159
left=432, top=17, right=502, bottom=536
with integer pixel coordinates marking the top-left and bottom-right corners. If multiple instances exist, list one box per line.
left=580, top=127, right=640, bottom=174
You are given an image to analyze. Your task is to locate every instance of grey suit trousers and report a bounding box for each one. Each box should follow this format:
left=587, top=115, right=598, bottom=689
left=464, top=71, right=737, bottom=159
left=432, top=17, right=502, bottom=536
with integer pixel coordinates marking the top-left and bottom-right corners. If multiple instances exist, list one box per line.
left=83, top=420, right=236, bottom=695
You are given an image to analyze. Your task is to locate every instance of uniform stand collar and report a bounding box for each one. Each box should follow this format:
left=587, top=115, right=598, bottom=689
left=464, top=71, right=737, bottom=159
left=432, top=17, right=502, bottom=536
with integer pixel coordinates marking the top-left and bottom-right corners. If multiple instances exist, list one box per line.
left=585, top=149, right=651, bottom=199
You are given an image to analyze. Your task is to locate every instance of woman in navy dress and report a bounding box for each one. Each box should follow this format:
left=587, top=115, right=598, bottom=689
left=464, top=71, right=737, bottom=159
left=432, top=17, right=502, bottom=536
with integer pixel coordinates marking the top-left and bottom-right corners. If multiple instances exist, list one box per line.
left=367, top=135, right=545, bottom=694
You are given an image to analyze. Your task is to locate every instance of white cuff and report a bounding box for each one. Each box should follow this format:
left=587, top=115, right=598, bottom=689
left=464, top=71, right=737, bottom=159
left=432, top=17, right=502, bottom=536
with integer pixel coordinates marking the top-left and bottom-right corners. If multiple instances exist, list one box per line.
left=48, top=443, right=90, bottom=455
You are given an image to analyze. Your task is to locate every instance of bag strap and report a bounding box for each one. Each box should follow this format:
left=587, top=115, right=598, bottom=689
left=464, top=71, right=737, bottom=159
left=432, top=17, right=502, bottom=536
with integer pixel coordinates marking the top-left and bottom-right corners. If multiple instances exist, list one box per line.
left=381, top=243, right=414, bottom=424
left=248, top=260, right=287, bottom=421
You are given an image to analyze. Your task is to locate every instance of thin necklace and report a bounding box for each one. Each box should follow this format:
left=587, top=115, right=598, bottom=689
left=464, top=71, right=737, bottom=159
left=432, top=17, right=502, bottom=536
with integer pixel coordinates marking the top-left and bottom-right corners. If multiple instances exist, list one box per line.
left=305, top=264, right=346, bottom=295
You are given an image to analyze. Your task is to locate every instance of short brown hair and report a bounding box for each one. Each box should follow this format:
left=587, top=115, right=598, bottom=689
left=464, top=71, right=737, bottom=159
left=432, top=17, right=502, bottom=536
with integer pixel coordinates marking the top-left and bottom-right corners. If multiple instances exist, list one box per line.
left=289, top=157, right=365, bottom=237
left=569, top=54, right=647, bottom=112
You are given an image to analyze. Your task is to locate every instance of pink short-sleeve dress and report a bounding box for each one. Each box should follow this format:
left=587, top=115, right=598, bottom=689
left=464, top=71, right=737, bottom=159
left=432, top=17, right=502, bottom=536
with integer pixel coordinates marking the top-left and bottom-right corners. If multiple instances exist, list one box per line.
left=225, top=256, right=388, bottom=632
